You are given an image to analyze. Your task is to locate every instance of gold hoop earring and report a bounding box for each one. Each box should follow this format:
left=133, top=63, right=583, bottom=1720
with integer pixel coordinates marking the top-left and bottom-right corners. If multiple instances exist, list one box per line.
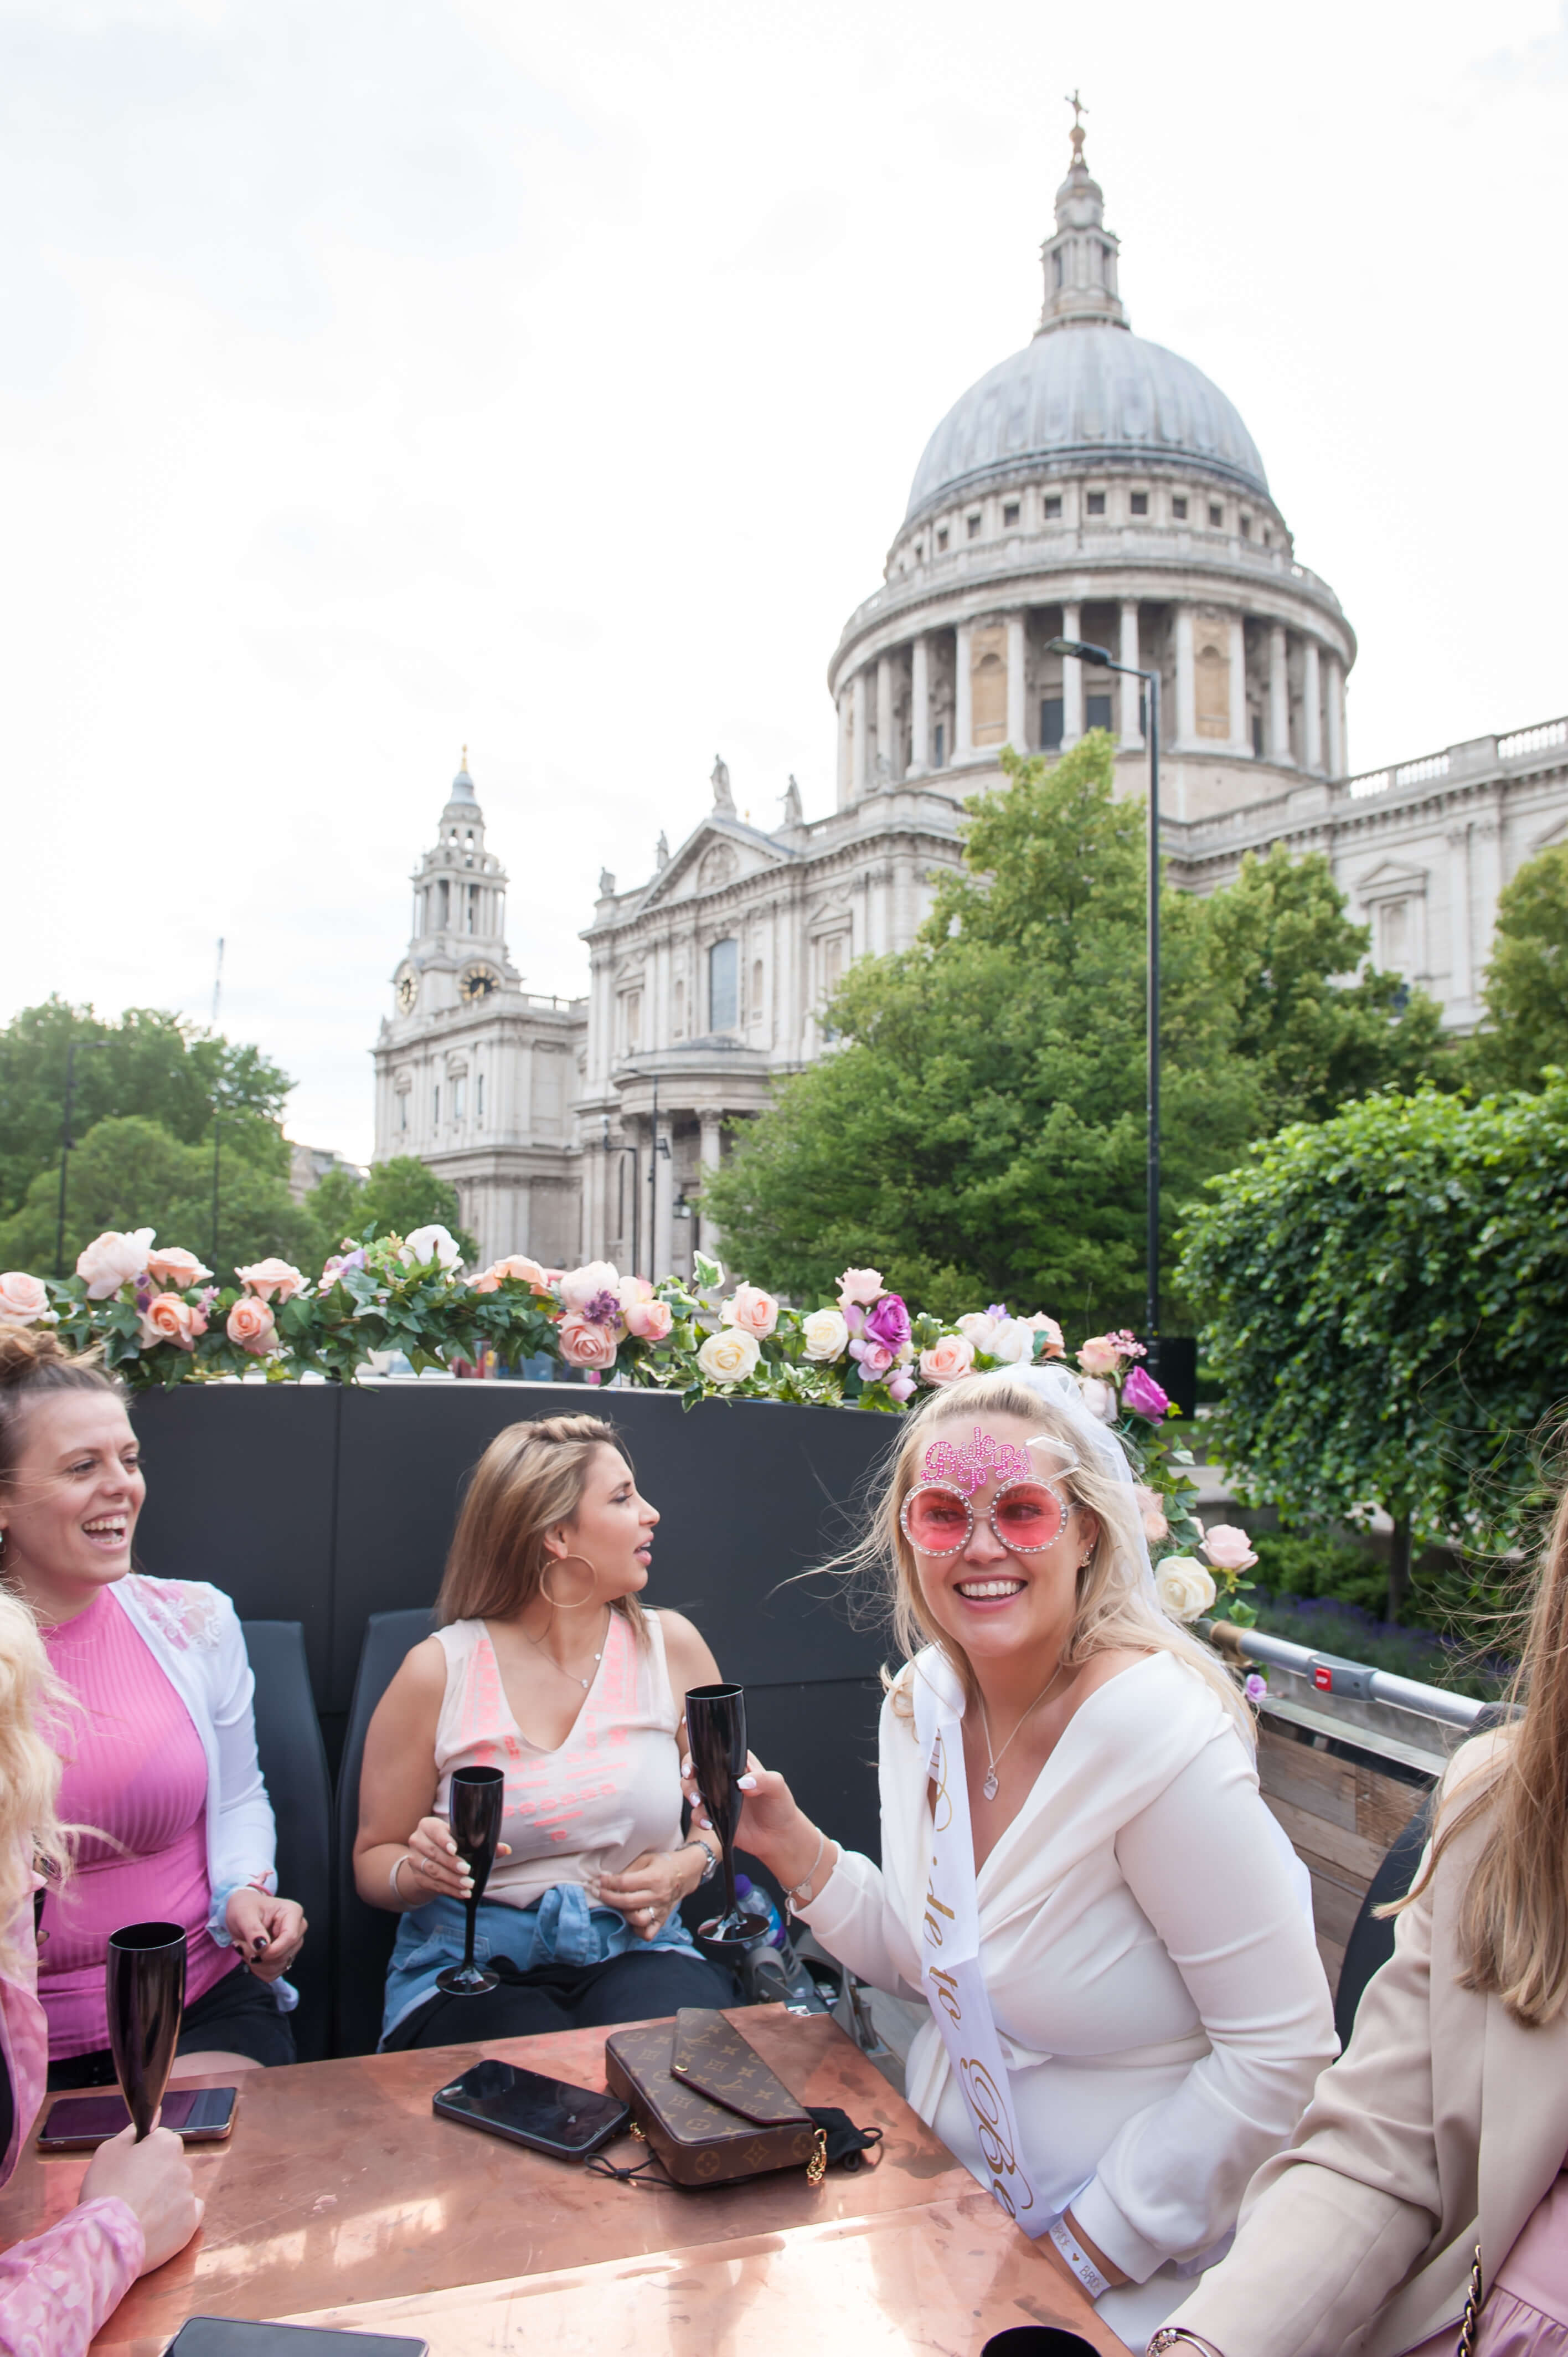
left=539, top=1554, right=599, bottom=1612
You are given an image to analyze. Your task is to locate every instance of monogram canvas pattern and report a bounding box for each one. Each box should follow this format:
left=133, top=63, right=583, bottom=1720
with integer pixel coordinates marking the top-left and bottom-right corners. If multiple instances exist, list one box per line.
left=604, top=2015, right=816, bottom=2188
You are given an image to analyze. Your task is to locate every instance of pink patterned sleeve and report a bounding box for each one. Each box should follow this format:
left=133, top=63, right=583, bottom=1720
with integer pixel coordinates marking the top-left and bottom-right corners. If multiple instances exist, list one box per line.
left=0, top=2195, right=144, bottom=2356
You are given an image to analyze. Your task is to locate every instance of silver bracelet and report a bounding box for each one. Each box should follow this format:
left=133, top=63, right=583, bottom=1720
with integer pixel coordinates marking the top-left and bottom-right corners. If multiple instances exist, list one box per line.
left=786, top=1828, right=828, bottom=1910
left=678, top=1837, right=719, bottom=1887
left=1147, top=2334, right=1227, bottom=2357
left=1048, top=2214, right=1110, bottom=2301
left=390, top=1852, right=417, bottom=1900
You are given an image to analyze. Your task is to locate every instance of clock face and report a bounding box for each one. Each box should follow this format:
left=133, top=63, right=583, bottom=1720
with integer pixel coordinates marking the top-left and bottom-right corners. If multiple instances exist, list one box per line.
left=459, top=964, right=501, bottom=1005
left=395, top=967, right=419, bottom=1013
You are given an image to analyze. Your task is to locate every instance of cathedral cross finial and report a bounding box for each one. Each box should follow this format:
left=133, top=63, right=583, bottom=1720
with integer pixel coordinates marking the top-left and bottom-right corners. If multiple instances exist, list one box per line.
left=1065, top=88, right=1087, bottom=164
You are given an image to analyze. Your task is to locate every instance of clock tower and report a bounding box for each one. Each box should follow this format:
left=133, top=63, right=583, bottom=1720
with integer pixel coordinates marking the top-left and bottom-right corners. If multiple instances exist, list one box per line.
left=372, top=756, right=586, bottom=1269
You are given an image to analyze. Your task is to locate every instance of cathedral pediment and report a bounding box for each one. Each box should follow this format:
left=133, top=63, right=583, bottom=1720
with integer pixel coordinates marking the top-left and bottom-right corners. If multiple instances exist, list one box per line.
left=637, top=817, right=796, bottom=912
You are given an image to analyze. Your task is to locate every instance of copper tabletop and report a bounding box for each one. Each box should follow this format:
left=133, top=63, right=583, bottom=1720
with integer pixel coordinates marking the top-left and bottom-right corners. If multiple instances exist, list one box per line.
left=0, top=2007, right=1121, bottom=2354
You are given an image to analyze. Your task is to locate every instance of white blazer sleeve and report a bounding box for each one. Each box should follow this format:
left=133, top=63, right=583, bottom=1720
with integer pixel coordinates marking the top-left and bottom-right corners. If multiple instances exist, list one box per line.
left=200, top=1591, right=278, bottom=1910
left=1070, top=1730, right=1339, bottom=2282
left=795, top=1848, right=924, bottom=2003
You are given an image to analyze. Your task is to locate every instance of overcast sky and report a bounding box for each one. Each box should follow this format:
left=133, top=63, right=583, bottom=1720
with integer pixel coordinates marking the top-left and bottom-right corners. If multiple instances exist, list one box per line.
left=2, top=0, right=1564, bottom=1164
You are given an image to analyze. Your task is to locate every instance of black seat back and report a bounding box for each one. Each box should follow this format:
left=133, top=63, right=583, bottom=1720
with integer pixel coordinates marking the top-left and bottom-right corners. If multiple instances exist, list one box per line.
left=1333, top=1792, right=1433, bottom=2049
left=240, top=1619, right=334, bottom=2063
left=333, top=1609, right=436, bottom=2057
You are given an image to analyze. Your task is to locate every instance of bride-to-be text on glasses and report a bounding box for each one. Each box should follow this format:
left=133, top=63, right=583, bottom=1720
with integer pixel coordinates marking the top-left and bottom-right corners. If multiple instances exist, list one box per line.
left=900, top=1425, right=1074, bottom=1557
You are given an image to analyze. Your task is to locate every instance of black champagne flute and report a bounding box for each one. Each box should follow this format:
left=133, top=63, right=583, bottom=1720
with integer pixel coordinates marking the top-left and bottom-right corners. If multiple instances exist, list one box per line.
left=685, top=1682, right=753, bottom=1949
left=436, top=1764, right=506, bottom=1995
left=106, top=1921, right=187, bottom=2142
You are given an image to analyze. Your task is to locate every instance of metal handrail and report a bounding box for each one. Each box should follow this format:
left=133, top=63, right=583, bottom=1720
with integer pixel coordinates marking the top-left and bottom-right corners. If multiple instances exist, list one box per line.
left=1202, top=1618, right=1490, bottom=1733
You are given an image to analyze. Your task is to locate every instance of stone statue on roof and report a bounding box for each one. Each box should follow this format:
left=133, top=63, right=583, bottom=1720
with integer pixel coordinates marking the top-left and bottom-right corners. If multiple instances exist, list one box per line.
left=655, top=831, right=669, bottom=870
left=781, top=775, right=803, bottom=825
left=710, top=753, right=735, bottom=812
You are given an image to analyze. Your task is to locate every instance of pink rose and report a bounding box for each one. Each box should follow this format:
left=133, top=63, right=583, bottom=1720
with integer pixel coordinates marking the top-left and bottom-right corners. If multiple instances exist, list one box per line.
left=1020, top=1313, right=1065, bottom=1358
left=1122, top=1365, right=1169, bottom=1421
left=145, top=1246, right=213, bottom=1290
left=495, top=1255, right=553, bottom=1292
left=919, top=1334, right=976, bottom=1386
left=76, top=1228, right=156, bottom=1300
left=854, top=1339, right=896, bottom=1381
left=557, top=1314, right=620, bottom=1371
left=236, top=1257, right=307, bottom=1303
left=139, top=1292, right=207, bottom=1351
left=624, top=1296, right=673, bottom=1342
left=226, top=1296, right=277, bottom=1356
left=1076, top=1334, right=1123, bottom=1376
left=837, top=1267, right=883, bottom=1308
left=887, top=1370, right=917, bottom=1404
left=617, top=1275, right=654, bottom=1309
left=1134, top=1484, right=1169, bottom=1543
left=0, top=1272, right=51, bottom=1325
left=1202, top=1524, right=1258, bottom=1574
left=559, top=1260, right=621, bottom=1313
left=722, top=1284, right=780, bottom=1339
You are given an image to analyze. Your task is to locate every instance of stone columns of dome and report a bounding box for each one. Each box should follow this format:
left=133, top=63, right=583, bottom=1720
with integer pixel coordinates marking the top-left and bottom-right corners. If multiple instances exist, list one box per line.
left=1268, top=626, right=1293, bottom=766
left=837, top=688, right=853, bottom=809
left=1447, top=823, right=1474, bottom=1004
left=1228, top=613, right=1249, bottom=756
left=955, top=621, right=974, bottom=760
left=1118, top=601, right=1143, bottom=749
left=652, top=1112, right=675, bottom=1281
left=1061, top=603, right=1084, bottom=746
left=1303, top=640, right=1323, bottom=774
left=1324, top=656, right=1347, bottom=779
left=909, top=634, right=931, bottom=774
left=876, top=655, right=895, bottom=785
left=698, top=1113, right=723, bottom=1257
left=1174, top=605, right=1196, bottom=748
left=1474, top=807, right=1504, bottom=971
left=1006, top=612, right=1028, bottom=751
left=852, top=670, right=870, bottom=799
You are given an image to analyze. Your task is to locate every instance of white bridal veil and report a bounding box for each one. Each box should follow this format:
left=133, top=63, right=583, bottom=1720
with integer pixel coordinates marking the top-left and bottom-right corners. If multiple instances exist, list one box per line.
left=977, top=1358, right=1158, bottom=1593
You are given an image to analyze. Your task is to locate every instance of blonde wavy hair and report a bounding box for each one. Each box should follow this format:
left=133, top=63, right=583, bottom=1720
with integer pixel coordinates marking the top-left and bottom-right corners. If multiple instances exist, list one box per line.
left=844, top=1370, right=1248, bottom=1737
left=0, top=1588, right=73, bottom=1967
left=436, top=1412, right=648, bottom=1643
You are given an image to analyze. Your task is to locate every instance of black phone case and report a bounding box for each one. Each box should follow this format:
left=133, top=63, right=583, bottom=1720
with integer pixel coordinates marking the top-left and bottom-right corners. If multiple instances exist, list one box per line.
left=167, top=2324, right=427, bottom=2354
left=432, top=2076, right=628, bottom=2161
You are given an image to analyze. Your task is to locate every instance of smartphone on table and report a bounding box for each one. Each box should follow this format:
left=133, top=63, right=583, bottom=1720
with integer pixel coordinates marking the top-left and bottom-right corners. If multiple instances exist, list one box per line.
left=38, top=2084, right=238, bottom=2151
left=432, top=2057, right=628, bottom=2159
left=167, top=2324, right=427, bottom=2353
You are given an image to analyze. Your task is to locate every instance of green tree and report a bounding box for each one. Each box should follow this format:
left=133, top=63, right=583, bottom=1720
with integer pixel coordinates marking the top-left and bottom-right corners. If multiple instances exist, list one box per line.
left=1471, top=842, right=1568, bottom=1089
left=0, top=999, right=292, bottom=1221
left=0, top=1116, right=319, bottom=1285
left=1176, top=1082, right=1568, bottom=1622
left=304, top=1155, right=478, bottom=1267
left=1198, top=844, right=1448, bottom=1126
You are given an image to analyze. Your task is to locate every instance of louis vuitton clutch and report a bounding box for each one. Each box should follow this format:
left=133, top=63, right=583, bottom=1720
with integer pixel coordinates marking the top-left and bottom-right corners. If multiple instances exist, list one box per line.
left=602, top=2008, right=828, bottom=2190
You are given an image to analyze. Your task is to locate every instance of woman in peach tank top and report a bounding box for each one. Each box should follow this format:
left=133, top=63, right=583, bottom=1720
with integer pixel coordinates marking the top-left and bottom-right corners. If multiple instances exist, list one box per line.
left=356, top=1413, right=739, bottom=2047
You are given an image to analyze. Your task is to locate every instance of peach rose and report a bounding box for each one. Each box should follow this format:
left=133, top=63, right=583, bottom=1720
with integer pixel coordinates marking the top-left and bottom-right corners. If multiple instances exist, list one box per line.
left=1134, top=1483, right=1169, bottom=1543
left=236, top=1257, right=307, bottom=1303
left=801, top=1308, right=849, bottom=1362
left=623, top=1296, right=673, bottom=1342
left=919, top=1334, right=976, bottom=1386
left=695, top=1328, right=761, bottom=1387
left=721, top=1284, right=780, bottom=1339
left=471, top=1254, right=551, bottom=1295
left=1202, top=1524, right=1259, bottom=1574
left=836, top=1267, right=883, bottom=1308
left=226, top=1296, right=277, bottom=1356
left=1076, top=1334, right=1123, bottom=1376
left=1020, top=1313, right=1065, bottom=1357
left=139, top=1292, right=207, bottom=1351
left=558, top=1260, right=621, bottom=1313
left=0, top=1272, right=51, bottom=1325
left=1079, top=1376, right=1116, bottom=1422
left=76, top=1228, right=156, bottom=1300
left=145, top=1246, right=212, bottom=1290
left=558, top=1314, right=620, bottom=1371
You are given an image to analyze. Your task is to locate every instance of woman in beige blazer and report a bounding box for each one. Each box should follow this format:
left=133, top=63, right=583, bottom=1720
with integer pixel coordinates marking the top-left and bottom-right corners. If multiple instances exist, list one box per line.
left=1153, top=1487, right=1568, bottom=2357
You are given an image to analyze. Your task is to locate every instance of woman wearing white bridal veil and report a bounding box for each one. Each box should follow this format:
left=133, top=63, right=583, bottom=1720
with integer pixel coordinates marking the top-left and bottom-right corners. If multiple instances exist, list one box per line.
left=699, top=1365, right=1334, bottom=2343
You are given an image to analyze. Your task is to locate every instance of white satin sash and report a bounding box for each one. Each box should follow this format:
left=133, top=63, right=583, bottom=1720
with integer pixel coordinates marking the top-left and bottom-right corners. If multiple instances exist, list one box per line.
left=911, top=1653, right=1048, bottom=2236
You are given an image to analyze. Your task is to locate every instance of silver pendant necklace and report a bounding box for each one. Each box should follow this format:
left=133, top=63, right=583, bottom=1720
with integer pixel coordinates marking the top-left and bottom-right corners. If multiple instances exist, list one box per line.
left=977, top=1662, right=1069, bottom=1800
left=523, top=1608, right=606, bottom=1691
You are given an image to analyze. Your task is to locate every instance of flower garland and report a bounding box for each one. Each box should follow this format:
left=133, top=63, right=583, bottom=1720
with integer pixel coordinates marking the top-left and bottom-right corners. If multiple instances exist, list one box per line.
left=0, top=1233, right=1260, bottom=1630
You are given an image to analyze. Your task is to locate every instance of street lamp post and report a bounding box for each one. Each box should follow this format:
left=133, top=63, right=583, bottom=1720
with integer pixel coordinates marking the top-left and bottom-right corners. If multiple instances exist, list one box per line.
left=646, top=1074, right=671, bottom=1283
left=600, top=1115, right=639, bottom=1279
left=1046, top=639, right=1163, bottom=1342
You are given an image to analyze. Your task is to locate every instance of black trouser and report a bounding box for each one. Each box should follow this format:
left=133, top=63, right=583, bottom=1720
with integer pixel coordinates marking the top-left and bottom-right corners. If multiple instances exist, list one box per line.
left=49, top=1959, right=297, bottom=2088
left=383, top=1946, right=739, bottom=2052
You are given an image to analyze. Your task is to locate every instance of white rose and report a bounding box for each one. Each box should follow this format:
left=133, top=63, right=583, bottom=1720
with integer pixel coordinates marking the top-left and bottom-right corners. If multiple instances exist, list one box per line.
left=557, top=1258, right=621, bottom=1310
left=800, top=1307, right=849, bottom=1362
left=76, top=1228, right=156, bottom=1300
left=695, top=1327, right=761, bottom=1387
left=1079, top=1376, right=1117, bottom=1422
left=0, top=1272, right=51, bottom=1325
left=400, top=1224, right=462, bottom=1272
left=955, top=1311, right=997, bottom=1350
left=985, top=1317, right=1033, bottom=1365
left=1154, top=1558, right=1218, bottom=1623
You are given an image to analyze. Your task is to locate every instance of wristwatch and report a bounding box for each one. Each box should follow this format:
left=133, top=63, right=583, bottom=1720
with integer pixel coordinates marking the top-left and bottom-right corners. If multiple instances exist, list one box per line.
left=679, top=1837, right=719, bottom=1886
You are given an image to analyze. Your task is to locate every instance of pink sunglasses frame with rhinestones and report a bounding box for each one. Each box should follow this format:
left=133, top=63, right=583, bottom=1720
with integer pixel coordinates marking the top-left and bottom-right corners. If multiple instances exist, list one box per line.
left=898, top=1425, right=1074, bottom=1559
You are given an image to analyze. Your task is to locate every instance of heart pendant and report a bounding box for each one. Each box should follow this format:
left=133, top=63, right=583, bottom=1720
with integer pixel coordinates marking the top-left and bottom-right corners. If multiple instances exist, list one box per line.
left=982, top=1768, right=999, bottom=1800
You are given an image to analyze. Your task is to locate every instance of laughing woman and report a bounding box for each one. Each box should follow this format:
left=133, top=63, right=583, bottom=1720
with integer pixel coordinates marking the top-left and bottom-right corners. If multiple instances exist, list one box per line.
left=706, top=1367, right=1336, bottom=2344
left=355, top=1413, right=739, bottom=2048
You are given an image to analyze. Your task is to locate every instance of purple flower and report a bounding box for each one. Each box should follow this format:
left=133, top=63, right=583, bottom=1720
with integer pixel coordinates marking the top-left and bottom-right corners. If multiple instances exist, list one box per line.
left=1244, top=1672, right=1267, bottom=1702
left=864, top=1292, right=911, bottom=1354
left=887, top=1370, right=917, bottom=1404
left=582, top=1288, right=622, bottom=1329
left=986, top=1303, right=1007, bottom=1321
left=1122, top=1365, right=1169, bottom=1421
